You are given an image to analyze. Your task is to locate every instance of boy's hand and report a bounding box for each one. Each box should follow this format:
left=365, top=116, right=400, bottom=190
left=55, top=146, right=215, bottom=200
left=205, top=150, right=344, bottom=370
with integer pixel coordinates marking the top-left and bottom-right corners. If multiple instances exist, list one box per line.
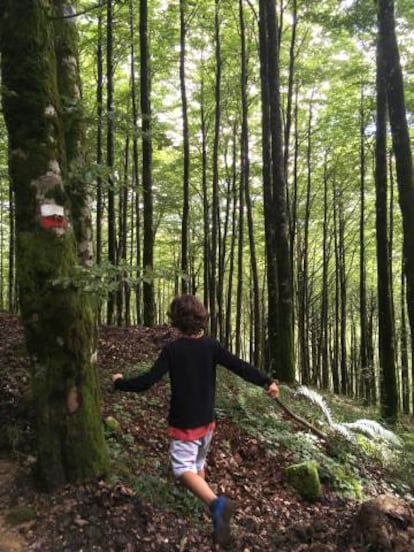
left=266, top=381, right=279, bottom=399
left=112, top=373, right=124, bottom=382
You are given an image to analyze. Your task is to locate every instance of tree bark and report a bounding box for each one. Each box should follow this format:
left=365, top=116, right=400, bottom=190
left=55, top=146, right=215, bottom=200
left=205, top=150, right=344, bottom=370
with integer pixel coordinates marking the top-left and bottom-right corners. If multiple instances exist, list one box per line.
left=106, top=0, right=116, bottom=324
left=259, top=0, right=294, bottom=382
left=140, top=0, right=155, bottom=326
left=0, top=0, right=108, bottom=488
left=375, top=20, right=398, bottom=422
left=128, top=0, right=142, bottom=324
left=240, top=0, right=261, bottom=366
left=53, top=0, right=94, bottom=268
left=377, top=0, right=414, bottom=409
left=180, top=0, right=190, bottom=294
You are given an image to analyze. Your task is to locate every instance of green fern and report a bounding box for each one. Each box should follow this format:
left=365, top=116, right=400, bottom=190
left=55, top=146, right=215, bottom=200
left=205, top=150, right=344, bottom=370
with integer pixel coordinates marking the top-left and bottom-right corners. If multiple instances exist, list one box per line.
left=293, top=386, right=401, bottom=447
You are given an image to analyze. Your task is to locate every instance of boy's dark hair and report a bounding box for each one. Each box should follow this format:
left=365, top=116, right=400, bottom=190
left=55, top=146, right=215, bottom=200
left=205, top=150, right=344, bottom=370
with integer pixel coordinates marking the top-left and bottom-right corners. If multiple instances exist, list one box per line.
left=168, top=294, right=209, bottom=335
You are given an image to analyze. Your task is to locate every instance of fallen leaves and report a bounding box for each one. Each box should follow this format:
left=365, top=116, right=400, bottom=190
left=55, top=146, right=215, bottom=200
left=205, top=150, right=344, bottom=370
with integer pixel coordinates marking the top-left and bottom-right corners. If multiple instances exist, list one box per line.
left=1, top=315, right=413, bottom=551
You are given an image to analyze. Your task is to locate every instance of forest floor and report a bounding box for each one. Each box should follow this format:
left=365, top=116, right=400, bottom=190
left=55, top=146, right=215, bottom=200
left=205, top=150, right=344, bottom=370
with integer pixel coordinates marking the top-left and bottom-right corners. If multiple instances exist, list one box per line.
left=0, top=312, right=413, bottom=552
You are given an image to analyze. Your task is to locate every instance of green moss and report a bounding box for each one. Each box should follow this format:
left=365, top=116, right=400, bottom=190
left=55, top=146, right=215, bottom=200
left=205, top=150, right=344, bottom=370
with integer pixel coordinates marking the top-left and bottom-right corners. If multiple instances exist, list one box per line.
left=105, top=416, right=122, bottom=433
left=320, top=461, right=363, bottom=500
left=285, top=460, right=322, bottom=501
left=2, top=0, right=109, bottom=491
left=5, top=506, right=36, bottom=526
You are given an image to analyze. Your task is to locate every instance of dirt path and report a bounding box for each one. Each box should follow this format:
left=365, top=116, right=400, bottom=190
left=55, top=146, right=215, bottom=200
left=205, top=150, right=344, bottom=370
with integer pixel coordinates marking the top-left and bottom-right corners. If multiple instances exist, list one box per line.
left=0, top=460, right=28, bottom=552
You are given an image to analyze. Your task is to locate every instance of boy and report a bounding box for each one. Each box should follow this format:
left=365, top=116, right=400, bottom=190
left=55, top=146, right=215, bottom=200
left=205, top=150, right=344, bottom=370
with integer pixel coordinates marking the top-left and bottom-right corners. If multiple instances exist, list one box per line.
left=112, top=294, right=279, bottom=547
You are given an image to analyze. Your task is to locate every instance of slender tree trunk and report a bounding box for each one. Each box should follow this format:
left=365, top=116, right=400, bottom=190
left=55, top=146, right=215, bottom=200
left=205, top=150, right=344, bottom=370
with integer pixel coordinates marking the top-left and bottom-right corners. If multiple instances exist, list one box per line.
left=180, top=0, right=190, bottom=294
left=140, top=0, right=155, bottom=325
left=283, top=0, right=297, bottom=177
left=239, top=0, right=261, bottom=366
left=375, top=24, right=398, bottom=422
left=220, top=139, right=233, bottom=345
left=128, top=0, right=142, bottom=324
left=332, top=187, right=340, bottom=393
left=299, top=100, right=313, bottom=384
left=338, top=193, right=348, bottom=395
left=96, top=11, right=103, bottom=269
left=200, top=74, right=210, bottom=311
left=359, top=84, right=370, bottom=403
left=320, top=156, right=330, bottom=389
left=210, top=0, right=221, bottom=337
left=117, top=136, right=129, bottom=326
left=400, top=264, right=410, bottom=414
left=106, top=0, right=116, bottom=324
left=377, top=0, right=414, bottom=400
left=225, top=134, right=238, bottom=351
left=236, top=136, right=245, bottom=357
left=0, top=197, right=4, bottom=309
left=8, top=182, right=16, bottom=312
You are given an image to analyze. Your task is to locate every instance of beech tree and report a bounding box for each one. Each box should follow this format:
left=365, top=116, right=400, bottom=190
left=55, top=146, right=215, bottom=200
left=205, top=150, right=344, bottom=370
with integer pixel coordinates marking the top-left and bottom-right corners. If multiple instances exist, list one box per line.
left=0, top=0, right=108, bottom=488
left=377, top=0, right=414, bottom=387
left=259, top=0, right=295, bottom=382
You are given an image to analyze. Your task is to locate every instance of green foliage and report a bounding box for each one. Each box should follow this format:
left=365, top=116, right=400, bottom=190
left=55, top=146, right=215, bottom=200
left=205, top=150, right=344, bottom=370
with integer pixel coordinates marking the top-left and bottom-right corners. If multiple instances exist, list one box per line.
left=132, top=474, right=203, bottom=517
left=215, top=372, right=409, bottom=500
left=294, top=386, right=402, bottom=447
left=5, top=506, right=36, bottom=526
left=318, top=459, right=363, bottom=500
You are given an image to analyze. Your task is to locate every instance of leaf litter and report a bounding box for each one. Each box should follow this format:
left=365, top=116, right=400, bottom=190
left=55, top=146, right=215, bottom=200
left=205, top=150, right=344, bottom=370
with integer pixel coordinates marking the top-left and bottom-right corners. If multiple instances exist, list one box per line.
left=0, top=314, right=413, bottom=551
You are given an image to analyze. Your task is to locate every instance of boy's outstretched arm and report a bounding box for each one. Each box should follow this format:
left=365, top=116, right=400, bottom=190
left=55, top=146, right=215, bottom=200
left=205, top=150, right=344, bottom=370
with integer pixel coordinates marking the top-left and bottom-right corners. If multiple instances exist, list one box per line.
left=112, top=347, right=169, bottom=392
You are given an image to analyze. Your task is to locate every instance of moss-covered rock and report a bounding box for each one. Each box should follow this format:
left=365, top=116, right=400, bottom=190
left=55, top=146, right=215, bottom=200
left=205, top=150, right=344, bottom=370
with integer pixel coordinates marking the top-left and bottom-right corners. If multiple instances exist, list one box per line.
left=285, top=460, right=321, bottom=501
left=105, top=416, right=122, bottom=433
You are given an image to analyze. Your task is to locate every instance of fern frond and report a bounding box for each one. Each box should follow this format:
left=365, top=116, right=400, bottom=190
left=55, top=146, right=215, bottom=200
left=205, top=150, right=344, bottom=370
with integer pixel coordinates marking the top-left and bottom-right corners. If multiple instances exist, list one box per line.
left=294, top=386, right=334, bottom=426
left=330, top=422, right=356, bottom=442
left=291, top=386, right=401, bottom=450
left=341, top=419, right=402, bottom=447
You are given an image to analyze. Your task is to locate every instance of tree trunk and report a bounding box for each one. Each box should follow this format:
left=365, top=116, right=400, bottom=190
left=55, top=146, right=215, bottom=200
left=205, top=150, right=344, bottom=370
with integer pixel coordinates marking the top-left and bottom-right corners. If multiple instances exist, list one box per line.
left=128, top=0, right=142, bottom=324
left=8, top=183, right=16, bottom=312
left=375, top=22, right=398, bottom=423
left=332, top=186, right=340, bottom=393
left=377, top=0, right=414, bottom=401
left=180, top=0, right=190, bottom=294
left=259, top=0, right=279, bottom=377
left=140, top=0, right=155, bottom=326
left=106, top=0, right=116, bottom=324
left=259, top=0, right=294, bottom=382
left=95, top=11, right=103, bottom=269
left=339, top=193, right=348, bottom=395
left=240, top=0, right=261, bottom=366
left=319, top=156, right=330, bottom=389
left=53, top=0, right=94, bottom=268
left=200, top=75, right=210, bottom=311
left=359, top=85, right=370, bottom=403
left=210, top=0, right=222, bottom=338
left=0, top=0, right=108, bottom=489
left=400, top=264, right=410, bottom=414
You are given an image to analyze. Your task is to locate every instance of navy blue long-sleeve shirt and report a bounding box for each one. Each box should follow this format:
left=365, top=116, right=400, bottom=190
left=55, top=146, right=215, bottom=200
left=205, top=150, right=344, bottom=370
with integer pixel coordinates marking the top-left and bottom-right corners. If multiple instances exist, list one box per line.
left=114, top=336, right=272, bottom=430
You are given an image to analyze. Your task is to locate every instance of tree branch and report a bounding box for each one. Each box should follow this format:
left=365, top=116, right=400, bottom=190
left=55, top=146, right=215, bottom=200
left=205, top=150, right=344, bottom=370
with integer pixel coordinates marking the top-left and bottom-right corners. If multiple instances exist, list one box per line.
left=273, top=397, right=328, bottom=441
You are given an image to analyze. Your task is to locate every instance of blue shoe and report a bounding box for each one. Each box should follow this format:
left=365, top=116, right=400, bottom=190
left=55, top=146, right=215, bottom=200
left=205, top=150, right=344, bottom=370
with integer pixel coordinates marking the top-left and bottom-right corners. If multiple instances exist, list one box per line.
left=210, top=496, right=235, bottom=547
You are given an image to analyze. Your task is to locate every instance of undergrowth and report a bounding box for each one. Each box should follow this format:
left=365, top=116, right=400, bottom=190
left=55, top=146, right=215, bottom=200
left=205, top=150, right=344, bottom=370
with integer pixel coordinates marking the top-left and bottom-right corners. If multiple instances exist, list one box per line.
left=106, top=362, right=414, bottom=507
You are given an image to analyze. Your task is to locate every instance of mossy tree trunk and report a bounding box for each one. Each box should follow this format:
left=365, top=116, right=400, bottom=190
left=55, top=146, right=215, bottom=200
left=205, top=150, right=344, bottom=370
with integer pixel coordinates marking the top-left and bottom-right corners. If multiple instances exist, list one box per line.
left=0, top=0, right=108, bottom=489
left=53, top=0, right=94, bottom=268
